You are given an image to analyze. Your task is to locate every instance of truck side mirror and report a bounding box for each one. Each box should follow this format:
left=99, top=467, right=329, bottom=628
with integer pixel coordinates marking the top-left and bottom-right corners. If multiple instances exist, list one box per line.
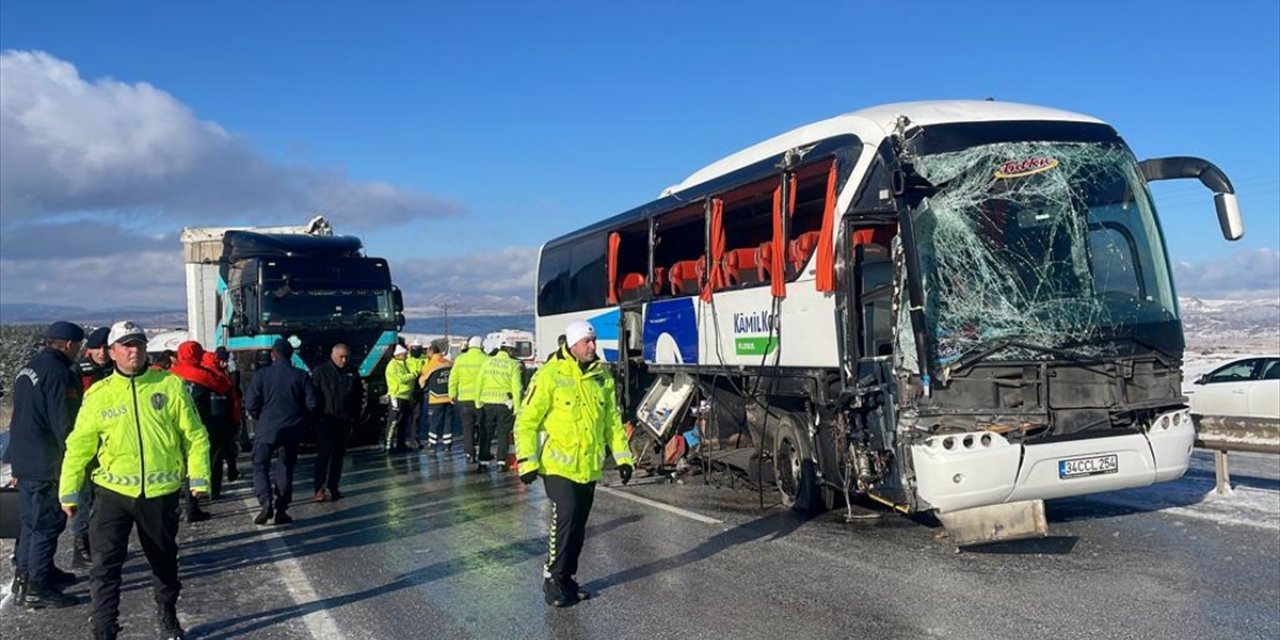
left=395, top=313, right=406, bottom=329
left=392, top=288, right=404, bottom=313
left=1138, top=156, right=1244, bottom=241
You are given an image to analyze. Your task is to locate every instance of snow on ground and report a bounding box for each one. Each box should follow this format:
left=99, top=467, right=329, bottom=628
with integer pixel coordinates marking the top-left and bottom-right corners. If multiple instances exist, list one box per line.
left=1088, top=451, right=1280, bottom=531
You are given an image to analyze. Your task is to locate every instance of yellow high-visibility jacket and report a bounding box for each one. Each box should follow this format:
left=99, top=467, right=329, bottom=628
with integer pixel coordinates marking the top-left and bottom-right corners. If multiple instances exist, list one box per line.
left=515, top=348, right=633, bottom=484
left=59, top=368, right=211, bottom=504
left=476, top=350, right=523, bottom=412
left=385, top=357, right=415, bottom=401
left=448, top=348, right=488, bottom=403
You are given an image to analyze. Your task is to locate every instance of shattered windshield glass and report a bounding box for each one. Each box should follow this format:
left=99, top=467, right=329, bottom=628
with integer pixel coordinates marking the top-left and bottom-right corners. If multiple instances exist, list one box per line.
left=908, top=141, right=1179, bottom=365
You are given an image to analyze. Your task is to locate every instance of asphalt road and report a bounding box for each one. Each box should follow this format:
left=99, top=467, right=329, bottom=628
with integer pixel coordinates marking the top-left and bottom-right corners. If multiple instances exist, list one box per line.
left=2, top=448, right=1277, bottom=640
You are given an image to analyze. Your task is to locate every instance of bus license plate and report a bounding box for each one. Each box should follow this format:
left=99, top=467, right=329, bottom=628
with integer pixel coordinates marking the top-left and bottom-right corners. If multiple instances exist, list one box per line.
left=1058, top=454, right=1119, bottom=479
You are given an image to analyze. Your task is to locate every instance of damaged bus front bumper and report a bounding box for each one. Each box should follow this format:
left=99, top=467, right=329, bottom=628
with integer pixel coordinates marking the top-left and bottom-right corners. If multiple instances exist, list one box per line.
left=910, top=408, right=1195, bottom=513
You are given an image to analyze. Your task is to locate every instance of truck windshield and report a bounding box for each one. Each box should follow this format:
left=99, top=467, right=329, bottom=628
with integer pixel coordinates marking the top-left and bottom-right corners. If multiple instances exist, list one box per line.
left=261, top=288, right=394, bottom=327
left=908, top=140, right=1180, bottom=365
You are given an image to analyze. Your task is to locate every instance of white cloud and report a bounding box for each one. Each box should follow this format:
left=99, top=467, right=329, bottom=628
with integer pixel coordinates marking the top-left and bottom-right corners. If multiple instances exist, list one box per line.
left=0, top=50, right=461, bottom=230
left=393, top=246, right=538, bottom=303
left=1172, top=248, right=1280, bottom=299
left=0, top=250, right=185, bottom=308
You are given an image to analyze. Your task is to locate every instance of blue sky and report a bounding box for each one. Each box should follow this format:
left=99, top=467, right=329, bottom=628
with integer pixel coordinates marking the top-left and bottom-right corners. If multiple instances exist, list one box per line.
left=1, top=1, right=1276, bottom=309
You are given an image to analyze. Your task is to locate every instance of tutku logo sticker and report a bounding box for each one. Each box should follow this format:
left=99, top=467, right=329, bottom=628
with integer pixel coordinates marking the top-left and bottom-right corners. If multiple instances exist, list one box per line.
left=995, top=157, right=1059, bottom=179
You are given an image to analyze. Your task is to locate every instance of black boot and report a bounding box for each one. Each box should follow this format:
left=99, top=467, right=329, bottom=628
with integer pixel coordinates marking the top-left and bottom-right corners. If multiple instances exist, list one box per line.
left=9, top=570, right=28, bottom=603
left=542, top=577, right=579, bottom=607
left=93, top=623, right=121, bottom=640
left=253, top=503, right=274, bottom=525
left=157, top=601, right=185, bottom=640
left=273, top=508, right=293, bottom=525
left=73, top=535, right=92, bottom=569
left=23, top=580, right=78, bottom=609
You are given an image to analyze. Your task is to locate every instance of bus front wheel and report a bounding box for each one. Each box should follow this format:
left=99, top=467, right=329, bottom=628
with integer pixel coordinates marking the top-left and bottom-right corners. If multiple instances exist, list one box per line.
left=773, top=413, right=820, bottom=513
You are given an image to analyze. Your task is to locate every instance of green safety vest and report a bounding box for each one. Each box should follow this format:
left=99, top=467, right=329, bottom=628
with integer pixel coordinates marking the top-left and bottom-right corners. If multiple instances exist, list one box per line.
left=59, top=368, right=211, bottom=504
left=515, top=348, right=634, bottom=484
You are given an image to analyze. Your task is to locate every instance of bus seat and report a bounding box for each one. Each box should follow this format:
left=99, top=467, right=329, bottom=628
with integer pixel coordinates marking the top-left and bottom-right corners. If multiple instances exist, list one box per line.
left=756, top=241, right=776, bottom=282
left=789, top=231, right=820, bottom=272
left=652, top=267, right=667, bottom=295
left=668, top=259, right=704, bottom=295
left=723, top=247, right=759, bottom=286
left=852, top=226, right=895, bottom=248
left=619, top=272, right=647, bottom=302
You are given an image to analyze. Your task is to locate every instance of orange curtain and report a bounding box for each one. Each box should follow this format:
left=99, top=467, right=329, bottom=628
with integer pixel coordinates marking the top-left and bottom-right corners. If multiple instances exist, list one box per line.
left=606, top=231, right=621, bottom=305
left=700, top=199, right=726, bottom=303
left=770, top=186, right=786, bottom=299
left=815, top=160, right=839, bottom=293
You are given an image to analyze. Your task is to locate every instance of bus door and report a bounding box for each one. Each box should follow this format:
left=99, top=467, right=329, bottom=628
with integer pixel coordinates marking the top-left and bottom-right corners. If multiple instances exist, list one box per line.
left=838, top=219, right=908, bottom=500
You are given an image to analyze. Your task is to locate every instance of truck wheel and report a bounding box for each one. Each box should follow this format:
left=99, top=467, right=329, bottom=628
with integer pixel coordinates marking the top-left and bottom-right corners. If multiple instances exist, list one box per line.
left=773, top=413, right=820, bottom=513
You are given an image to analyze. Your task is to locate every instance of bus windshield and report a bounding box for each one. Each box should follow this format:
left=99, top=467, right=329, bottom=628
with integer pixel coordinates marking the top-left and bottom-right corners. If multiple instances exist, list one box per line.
left=908, top=140, right=1180, bottom=365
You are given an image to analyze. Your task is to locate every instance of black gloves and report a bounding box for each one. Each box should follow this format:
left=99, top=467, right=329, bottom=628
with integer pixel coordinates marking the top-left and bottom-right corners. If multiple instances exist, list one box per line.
left=617, top=463, right=633, bottom=485
left=520, top=470, right=538, bottom=485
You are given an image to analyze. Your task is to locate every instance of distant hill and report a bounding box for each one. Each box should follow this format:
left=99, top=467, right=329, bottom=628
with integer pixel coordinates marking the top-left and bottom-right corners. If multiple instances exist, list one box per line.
left=1180, top=296, right=1280, bottom=354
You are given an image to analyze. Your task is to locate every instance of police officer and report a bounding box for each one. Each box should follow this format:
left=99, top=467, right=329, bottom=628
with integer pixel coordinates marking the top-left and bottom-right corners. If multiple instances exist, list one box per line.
left=383, top=344, right=415, bottom=453
left=59, top=321, right=211, bottom=640
left=448, top=336, right=488, bottom=462
left=405, top=340, right=426, bottom=448
left=515, top=320, right=634, bottom=607
left=475, top=337, right=523, bottom=472
left=8, top=320, right=84, bottom=608
left=70, top=325, right=113, bottom=568
left=245, top=339, right=318, bottom=526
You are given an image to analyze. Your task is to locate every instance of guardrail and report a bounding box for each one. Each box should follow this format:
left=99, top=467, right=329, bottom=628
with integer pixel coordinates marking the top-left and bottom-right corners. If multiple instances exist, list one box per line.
left=1194, top=415, right=1280, bottom=495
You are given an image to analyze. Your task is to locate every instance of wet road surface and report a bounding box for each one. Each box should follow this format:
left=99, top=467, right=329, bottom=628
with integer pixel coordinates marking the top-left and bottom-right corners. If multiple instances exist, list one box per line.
left=2, top=448, right=1277, bottom=639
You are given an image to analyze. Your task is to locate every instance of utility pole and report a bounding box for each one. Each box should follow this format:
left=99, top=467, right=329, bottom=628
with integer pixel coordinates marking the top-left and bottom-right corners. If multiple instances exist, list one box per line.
left=437, top=301, right=458, bottom=341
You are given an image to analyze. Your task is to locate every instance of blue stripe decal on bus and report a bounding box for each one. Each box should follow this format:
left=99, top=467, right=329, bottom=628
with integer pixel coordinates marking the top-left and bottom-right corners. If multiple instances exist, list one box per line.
left=588, top=309, right=620, bottom=362
left=643, top=298, right=697, bottom=364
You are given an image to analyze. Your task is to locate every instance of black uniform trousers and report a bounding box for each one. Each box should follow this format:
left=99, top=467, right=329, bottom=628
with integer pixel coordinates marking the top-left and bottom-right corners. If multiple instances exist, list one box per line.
left=90, top=488, right=180, bottom=633
left=477, top=405, right=514, bottom=464
left=542, top=475, right=596, bottom=581
left=15, top=480, right=66, bottom=584
left=383, top=398, right=411, bottom=450
left=313, top=417, right=351, bottom=493
left=252, top=439, right=300, bottom=511
left=207, top=427, right=232, bottom=498
left=457, top=401, right=481, bottom=459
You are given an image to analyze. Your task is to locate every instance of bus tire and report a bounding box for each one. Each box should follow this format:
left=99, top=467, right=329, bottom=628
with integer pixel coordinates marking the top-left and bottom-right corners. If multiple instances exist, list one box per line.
left=773, top=413, right=820, bottom=513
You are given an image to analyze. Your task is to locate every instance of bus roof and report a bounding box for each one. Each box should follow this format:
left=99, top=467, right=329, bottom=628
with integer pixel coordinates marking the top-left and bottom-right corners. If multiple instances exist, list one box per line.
left=665, top=100, right=1105, bottom=196
left=543, top=100, right=1107, bottom=249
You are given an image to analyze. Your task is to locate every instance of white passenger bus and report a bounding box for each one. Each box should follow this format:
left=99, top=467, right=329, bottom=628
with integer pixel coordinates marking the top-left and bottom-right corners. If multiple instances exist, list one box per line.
left=534, top=101, right=1244, bottom=542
